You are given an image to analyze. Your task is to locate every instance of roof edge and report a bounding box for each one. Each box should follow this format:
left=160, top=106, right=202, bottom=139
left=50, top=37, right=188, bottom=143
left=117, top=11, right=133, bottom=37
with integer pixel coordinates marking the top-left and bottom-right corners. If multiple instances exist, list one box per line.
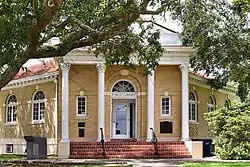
left=1, top=71, right=59, bottom=91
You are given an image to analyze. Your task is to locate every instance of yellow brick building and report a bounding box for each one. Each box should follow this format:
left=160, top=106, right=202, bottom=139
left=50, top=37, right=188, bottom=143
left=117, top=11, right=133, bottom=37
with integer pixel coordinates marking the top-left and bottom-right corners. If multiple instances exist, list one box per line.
left=0, top=23, right=237, bottom=158
left=0, top=46, right=236, bottom=158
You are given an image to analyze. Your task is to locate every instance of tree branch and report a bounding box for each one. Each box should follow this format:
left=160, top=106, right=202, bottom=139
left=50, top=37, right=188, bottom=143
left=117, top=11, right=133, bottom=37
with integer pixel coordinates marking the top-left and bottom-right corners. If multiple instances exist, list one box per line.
left=40, top=16, right=71, bottom=44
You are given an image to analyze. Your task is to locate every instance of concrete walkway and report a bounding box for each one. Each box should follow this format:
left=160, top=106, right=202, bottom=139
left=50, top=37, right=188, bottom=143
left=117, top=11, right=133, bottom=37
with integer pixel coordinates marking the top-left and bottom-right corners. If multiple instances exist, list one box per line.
left=1, top=157, right=250, bottom=166
left=0, top=158, right=188, bottom=167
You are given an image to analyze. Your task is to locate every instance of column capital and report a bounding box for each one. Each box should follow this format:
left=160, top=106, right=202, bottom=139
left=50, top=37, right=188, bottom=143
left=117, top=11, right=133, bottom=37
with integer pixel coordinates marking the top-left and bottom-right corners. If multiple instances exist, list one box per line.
left=60, top=62, right=71, bottom=73
left=179, top=63, right=189, bottom=72
left=96, top=63, right=106, bottom=73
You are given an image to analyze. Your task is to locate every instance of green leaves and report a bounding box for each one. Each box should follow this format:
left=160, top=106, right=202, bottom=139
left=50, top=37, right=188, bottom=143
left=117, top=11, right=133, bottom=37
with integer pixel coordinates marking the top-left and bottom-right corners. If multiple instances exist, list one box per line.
left=205, top=103, right=250, bottom=159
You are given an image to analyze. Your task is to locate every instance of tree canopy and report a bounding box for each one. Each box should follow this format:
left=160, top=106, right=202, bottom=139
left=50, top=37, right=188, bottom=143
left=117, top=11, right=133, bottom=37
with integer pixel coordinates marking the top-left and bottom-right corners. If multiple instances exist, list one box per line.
left=176, top=0, right=250, bottom=101
left=0, top=0, right=181, bottom=89
left=2, top=0, right=250, bottom=100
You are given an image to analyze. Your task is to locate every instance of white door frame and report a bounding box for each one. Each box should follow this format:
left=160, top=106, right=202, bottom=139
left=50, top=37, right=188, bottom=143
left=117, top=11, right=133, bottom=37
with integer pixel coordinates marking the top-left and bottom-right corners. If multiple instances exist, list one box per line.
left=112, top=101, right=130, bottom=139
left=111, top=99, right=136, bottom=139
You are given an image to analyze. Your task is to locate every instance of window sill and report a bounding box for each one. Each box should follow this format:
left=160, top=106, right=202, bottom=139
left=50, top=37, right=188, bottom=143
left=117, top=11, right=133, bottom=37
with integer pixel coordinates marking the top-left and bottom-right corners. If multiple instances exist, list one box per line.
left=159, top=116, right=172, bottom=120
left=189, top=121, right=199, bottom=125
left=29, top=120, right=45, bottom=125
left=75, top=116, right=88, bottom=120
left=4, top=122, right=17, bottom=126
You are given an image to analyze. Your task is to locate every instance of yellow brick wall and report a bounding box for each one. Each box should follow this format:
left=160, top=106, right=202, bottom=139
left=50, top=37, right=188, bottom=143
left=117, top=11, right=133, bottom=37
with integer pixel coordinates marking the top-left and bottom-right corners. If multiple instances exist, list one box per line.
left=154, top=65, right=182, bottom=140
left=58, top=65, right=98, bottom=141
left=0, top=82, right=56, bottom=140
left=57, top=64, right=237, bottom=141
left=189, top=84, right=236, bottom=139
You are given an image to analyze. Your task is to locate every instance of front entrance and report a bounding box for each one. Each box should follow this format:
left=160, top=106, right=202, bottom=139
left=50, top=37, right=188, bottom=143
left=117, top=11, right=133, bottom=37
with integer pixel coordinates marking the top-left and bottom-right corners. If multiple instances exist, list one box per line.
left=112, top=99, right=136, bottom=139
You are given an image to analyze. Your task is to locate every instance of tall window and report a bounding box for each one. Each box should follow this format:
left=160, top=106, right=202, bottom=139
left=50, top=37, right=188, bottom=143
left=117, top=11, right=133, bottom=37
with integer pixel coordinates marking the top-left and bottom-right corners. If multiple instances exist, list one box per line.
left=224, top=99, right=231, bottom=108
left=6, top=95, right=17, bottom=123
left=161, top=96, right=171, bottom=116
left=189, top=91, right=197, bottom=121
left=32, top=91, right=45, bottom=121
left=77, top=96, right=87, bottom=116
left=208, top=96, right=216, bottom=112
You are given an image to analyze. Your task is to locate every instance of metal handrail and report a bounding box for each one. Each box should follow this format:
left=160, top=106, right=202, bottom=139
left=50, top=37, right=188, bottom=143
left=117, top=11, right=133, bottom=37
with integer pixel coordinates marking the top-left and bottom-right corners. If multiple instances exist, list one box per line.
left=150, top=127, right=158, bottom=158
left=100, top=128, right=105, bottom=156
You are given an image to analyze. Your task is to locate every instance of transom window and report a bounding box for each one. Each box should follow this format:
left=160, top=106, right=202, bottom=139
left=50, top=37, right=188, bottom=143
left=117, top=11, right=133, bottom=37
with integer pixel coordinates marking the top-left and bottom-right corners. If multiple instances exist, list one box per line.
left=6, top=95, right=17, bottom=123
left=189, top=91, right=197, bottom=121
left=112, top=81, right=135, bottom=92
left=208, top=96, right=216, bottom=112
left=161, top=96, right=171, bottom=116
left=77, top=96, right=87, bottom=116
left=32, top=91, right=45, bottom=121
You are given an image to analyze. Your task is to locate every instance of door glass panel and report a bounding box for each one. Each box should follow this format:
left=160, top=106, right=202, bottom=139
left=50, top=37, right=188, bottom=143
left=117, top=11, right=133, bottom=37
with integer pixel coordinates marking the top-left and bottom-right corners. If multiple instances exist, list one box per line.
left=115, top=104, right=127, bottom=135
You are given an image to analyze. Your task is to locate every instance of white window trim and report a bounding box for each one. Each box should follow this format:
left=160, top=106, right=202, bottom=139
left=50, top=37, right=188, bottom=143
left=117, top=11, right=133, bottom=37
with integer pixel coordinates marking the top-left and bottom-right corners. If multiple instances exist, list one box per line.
left=76, top=96, right=87, bottom=117
left=6, top=96, right=17, bottom=123
left=189, top=91, right=198, bottom=122
left=6, top=104, right=17, bottom=123
left=32, top=91, right=46, bottom=123
left=207, top=96, right=216, bottom=112
left=160, top=96, right=171, bottom=117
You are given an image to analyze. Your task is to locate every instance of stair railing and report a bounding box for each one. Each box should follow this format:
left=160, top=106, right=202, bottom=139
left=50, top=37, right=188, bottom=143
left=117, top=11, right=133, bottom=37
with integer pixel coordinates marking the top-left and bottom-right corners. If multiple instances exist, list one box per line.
left=150, top=127, right=158, bottom=158
left=100, top=128, right=105, bottom=156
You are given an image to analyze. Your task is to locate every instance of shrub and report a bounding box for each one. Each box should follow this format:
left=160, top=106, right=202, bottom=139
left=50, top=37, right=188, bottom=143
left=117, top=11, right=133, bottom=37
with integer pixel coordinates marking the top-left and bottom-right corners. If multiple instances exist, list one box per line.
left=205, top=102, right=250, bottom=160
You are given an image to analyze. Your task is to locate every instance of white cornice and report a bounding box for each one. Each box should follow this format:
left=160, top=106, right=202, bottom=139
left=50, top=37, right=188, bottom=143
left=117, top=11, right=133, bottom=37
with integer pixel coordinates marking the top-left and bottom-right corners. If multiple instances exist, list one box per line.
left=64, top=46, right=194, bottom=65
left=189, top=73, right=237, bottom=95
left=1, top=71, right=59, bottom=91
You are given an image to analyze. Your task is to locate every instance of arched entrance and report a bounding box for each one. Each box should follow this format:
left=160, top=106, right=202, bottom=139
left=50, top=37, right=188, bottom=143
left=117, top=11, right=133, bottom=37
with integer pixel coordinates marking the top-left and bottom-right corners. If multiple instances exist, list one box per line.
left=111, top=80, right=137, bottom=139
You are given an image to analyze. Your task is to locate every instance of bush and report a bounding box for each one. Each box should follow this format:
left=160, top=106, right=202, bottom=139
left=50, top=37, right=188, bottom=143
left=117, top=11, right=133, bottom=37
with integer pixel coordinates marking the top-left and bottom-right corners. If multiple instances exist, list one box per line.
left=205, top=102, right=250, bottom=160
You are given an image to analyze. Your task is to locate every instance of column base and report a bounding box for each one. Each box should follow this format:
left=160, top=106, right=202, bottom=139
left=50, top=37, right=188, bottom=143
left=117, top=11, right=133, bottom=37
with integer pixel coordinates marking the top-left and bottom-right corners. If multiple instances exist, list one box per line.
left=181, top=137, right=190, bottom=141
left=58, top=140, right=70, bottom=159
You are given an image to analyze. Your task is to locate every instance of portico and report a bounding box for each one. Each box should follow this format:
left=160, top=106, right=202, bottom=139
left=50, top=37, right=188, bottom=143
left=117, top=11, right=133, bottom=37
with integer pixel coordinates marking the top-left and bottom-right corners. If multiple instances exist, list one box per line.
left=58, top=46, right=194, bottom=157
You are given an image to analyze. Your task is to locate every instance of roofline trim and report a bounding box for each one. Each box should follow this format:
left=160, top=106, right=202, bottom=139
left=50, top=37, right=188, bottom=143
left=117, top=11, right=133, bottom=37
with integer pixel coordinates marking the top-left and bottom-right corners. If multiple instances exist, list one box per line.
left=189, top=73, right=237, bottom=95
left=1, top=71, right=59, bottom=91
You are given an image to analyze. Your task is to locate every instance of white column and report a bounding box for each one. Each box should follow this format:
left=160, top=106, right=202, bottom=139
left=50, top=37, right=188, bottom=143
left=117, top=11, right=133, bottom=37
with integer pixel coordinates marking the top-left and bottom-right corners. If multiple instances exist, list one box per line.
left=147, top=70, right=155, bottom=141
left=96, top=63, right=106, bottom=141
left=179, top=64, right=189, bottom=141
left=60, top=62, right=71, bottom=142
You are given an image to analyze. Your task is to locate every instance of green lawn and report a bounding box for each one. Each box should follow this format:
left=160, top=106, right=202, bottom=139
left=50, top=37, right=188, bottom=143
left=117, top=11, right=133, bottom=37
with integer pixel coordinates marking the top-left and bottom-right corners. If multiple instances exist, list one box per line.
left=184, top=162, right=250, bottom=167
left=0, top=154, right=25, bottom=159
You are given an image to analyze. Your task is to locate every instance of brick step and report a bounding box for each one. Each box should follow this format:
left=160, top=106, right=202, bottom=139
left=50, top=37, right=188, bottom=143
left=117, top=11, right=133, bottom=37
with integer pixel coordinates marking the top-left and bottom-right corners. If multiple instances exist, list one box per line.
left=70, top=141, right=191, bottom=159
left=71, top=148, right=188, bottom=152
left=71, top=141, right=185, bottom=145
left=70, top=154, right=192, bottom=159
left=71, top=151, right=190, bottom=156
left=71, top=144, right=187, bottom=148
left=71, top=147, right=188, bottom=151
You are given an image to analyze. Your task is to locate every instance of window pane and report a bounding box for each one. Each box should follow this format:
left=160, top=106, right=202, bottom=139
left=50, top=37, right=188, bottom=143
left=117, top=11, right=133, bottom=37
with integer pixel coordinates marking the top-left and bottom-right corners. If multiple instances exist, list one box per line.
left=78, top=97, right=86, bottom=115
left=33, top=103, right=39, bottom=120
left=40, top=102, right=45, bottom=120
left=7, top=107, right=12, bottom=122
left=13, top=106, right=17, bottom=122
left=161, top=97, right=170, bottom=115
left=34, top=91, right=45, bottom=100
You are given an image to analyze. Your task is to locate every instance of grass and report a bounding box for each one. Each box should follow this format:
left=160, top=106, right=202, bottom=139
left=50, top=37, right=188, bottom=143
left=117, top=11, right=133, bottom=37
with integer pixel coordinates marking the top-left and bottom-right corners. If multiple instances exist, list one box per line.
left=0, top=154, right=25, bottom=159
left=184, top=162, right=250, bottom=167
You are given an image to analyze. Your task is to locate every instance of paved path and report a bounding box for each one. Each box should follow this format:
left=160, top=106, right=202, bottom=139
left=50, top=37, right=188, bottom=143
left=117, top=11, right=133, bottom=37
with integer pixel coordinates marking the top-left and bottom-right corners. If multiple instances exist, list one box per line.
left=1, top=159, right=186, bottom=167
left=126, top=159, right=184, bottom=167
